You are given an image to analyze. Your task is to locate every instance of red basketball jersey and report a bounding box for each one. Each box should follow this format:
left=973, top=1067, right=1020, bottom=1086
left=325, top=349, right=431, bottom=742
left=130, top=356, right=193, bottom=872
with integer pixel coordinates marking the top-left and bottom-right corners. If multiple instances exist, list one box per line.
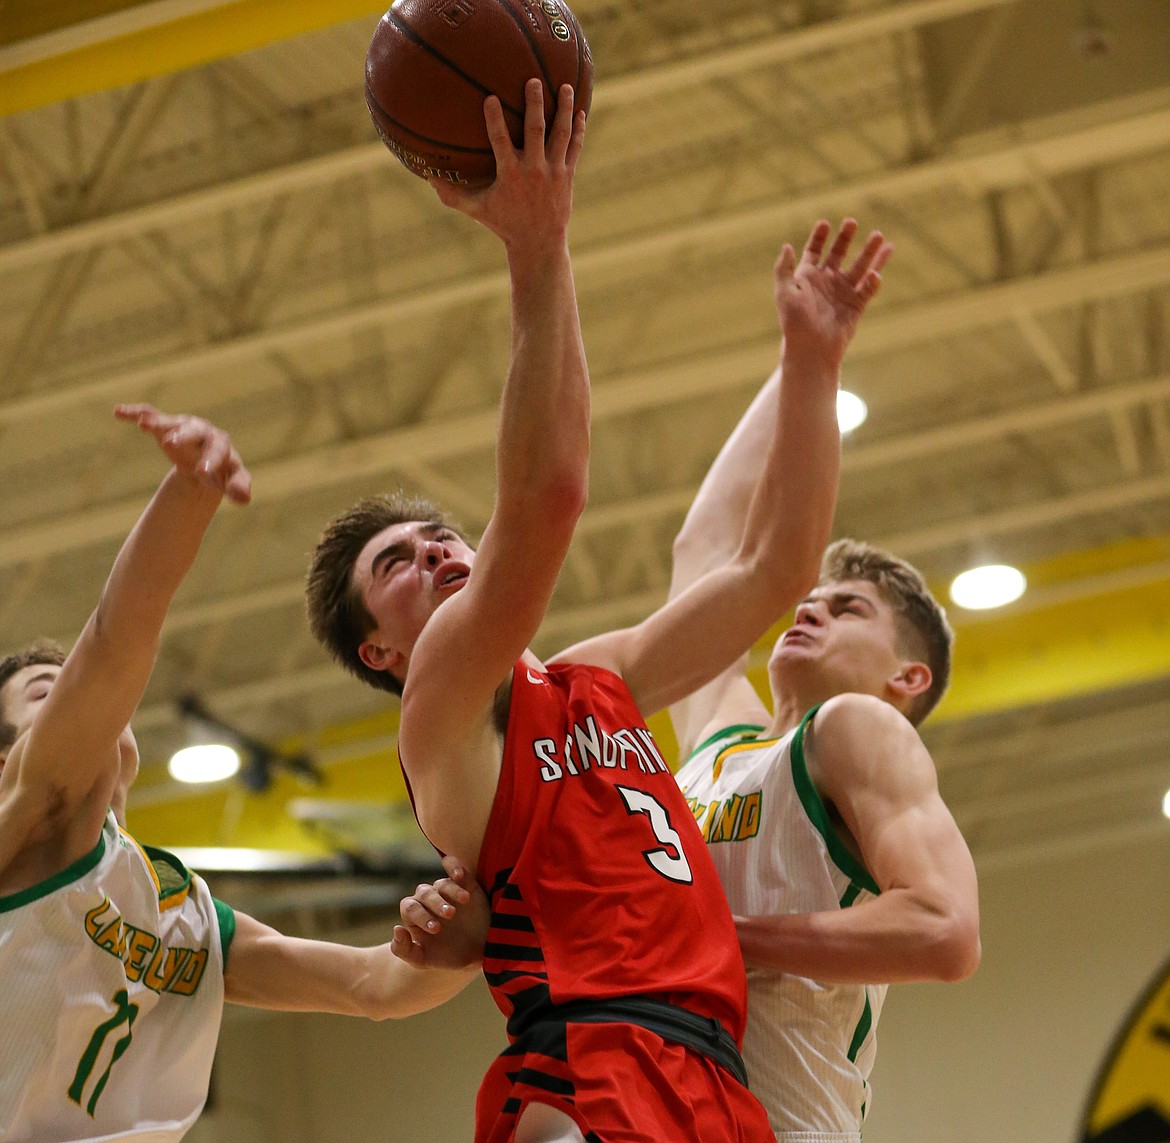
left=477, top=661, right=748, bottom=1042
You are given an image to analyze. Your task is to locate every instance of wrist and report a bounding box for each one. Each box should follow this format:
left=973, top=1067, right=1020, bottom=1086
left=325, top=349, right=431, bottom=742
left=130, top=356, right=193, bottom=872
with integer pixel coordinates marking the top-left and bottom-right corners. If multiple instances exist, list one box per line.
left=163, top=468, right=224, bottom=507
left=505, top=232, right=571, bottom=273
left=778, top=346, right=842, bottom=387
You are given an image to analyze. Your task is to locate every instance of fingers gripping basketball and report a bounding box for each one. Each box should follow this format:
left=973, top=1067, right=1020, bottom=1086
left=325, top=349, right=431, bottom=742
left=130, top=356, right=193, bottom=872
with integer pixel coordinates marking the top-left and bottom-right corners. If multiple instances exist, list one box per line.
left=365, top=0, right=593, bottom=185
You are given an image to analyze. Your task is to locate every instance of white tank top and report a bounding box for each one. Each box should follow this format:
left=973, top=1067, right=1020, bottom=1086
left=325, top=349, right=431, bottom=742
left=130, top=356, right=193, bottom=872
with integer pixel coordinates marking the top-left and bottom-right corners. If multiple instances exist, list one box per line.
left=676, top=709, right=886, bottom=1142
left=0, top=812, right=231, bottom=1142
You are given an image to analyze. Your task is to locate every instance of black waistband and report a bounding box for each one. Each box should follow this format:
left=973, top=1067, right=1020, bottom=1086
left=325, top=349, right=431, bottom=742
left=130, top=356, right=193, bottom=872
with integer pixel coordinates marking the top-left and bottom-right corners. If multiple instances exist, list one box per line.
left=508, top=995, right=749, bottom=1088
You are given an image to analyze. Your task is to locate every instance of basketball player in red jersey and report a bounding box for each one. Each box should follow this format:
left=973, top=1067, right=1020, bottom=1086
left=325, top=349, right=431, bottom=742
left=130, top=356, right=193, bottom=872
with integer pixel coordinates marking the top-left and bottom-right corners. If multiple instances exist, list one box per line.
left=308, top=79, right=886, bottom=1143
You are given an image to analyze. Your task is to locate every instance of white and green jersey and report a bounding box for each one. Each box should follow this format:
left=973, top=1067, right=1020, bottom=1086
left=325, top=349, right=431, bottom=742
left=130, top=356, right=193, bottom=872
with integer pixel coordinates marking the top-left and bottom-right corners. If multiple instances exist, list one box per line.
left=0, top=811, right=233, bottom=1142
left=676, top=708, right=885, bottom=1142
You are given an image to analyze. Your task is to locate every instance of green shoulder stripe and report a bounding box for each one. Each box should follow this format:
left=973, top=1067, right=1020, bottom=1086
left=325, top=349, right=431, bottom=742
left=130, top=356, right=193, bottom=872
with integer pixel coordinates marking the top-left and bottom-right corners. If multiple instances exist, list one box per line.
left=214, top=898, right=237, bottom=964
left=0, top=828, right=107, bottom=913
left=684, top=723, right=765, bottom=765
left=790, top=705, right=880, bottom=896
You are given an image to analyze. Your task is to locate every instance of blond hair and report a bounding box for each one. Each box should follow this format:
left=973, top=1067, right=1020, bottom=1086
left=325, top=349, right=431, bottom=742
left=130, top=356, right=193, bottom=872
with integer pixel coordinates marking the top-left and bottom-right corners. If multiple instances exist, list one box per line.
left=819, top=539, right=953, bottom=724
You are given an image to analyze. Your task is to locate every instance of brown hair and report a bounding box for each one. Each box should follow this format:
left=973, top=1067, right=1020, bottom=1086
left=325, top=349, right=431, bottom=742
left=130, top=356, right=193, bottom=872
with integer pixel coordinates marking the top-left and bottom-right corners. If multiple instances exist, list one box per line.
left=0, top=639, right=67, bottom=753
left=305, top=493, right=463, bottom=696
left=819, top=539, right=953, bottom=725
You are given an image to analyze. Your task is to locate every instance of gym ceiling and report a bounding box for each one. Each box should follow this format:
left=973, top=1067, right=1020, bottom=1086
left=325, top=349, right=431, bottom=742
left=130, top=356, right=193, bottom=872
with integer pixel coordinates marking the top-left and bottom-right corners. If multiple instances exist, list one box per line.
left=1, top=0, right=1168, bottom=877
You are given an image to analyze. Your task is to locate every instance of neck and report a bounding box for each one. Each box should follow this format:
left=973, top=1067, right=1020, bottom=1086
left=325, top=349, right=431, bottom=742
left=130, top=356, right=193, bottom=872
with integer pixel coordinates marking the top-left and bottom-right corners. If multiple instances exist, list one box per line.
left=766, top=680, right=914, bottom=738
left=763, top=692, right=810, bottom=739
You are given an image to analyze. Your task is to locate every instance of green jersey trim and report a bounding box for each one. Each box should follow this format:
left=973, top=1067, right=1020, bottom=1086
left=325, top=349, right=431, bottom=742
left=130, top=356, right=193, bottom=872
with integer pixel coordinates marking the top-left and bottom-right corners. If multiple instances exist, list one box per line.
left=684, top=723, right=766, bottom=765
left=144, top=845, right=192, bottom=901
left=790, top=705, right=880, bottom=896
left=0, top=828, right=107, bottom=913
left=213, top=898, right=237, bottom=963
left=847, top=993, right=874, bottom=1063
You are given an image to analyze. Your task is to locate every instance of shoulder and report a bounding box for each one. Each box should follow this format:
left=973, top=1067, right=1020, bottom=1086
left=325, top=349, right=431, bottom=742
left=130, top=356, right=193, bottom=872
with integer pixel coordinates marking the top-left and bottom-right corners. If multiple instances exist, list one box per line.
left=805, top=694, right=929, bottom=793
left=547, top=630, right=628, bottom=678
left=813, top=692, right=908, bottom=737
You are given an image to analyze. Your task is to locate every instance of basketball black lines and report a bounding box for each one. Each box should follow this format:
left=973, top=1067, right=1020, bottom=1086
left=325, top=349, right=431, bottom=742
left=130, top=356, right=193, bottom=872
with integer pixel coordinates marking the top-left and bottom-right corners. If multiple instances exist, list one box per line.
left=366, top=0, right=593, bottom=183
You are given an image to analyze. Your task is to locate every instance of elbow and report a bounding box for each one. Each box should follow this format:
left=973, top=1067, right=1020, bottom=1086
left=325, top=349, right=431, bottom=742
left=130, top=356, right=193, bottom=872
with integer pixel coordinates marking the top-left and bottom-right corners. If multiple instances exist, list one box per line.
left=355, top=980, right=407, bottom=1023
left=671, top=523, right=706, bottom=568
left=537, top=472, right=588, bottom=535
left=499, top=472, right=586, bottom=548
left=769, top=544, right=823, bottom=606
left=931, top=915, right=982, bottom=982
left=559, top=473, right=589, bottom=524
left=793, top=557, right=822, bottom=600
left=775, top=564, right=821, bottom=616
left=670, top=534, right=691, bottom=570
left=738, top=551, right=818, bottom=622
left=86, top=601, right=123, bottom=656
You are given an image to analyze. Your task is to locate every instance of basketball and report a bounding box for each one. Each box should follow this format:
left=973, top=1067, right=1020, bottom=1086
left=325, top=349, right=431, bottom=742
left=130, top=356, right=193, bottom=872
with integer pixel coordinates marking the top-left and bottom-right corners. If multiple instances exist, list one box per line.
left=365, top=0, right=593, bottom=185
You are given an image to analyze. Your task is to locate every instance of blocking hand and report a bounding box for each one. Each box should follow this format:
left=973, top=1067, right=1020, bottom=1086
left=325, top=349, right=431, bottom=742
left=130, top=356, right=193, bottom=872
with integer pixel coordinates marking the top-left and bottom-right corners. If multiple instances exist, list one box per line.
left=115, top=403, right=252, bottom=505
left=774, top=218, right=893, bottom=368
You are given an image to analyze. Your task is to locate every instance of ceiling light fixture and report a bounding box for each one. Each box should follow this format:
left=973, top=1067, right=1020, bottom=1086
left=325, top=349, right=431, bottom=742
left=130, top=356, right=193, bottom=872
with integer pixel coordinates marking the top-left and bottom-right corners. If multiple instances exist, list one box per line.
left=171, top=694, right=323, bottom=792
left=949, top=564, right=1027, bottom=610
left=168, top=743, right=241, bottom=784
left=837, top=389, right=867, bottom=434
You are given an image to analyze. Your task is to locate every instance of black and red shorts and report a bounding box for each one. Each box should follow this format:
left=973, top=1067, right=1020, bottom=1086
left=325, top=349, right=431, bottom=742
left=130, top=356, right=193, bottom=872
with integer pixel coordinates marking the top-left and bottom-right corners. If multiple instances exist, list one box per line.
left=474, top=997, right=773, bottom=1143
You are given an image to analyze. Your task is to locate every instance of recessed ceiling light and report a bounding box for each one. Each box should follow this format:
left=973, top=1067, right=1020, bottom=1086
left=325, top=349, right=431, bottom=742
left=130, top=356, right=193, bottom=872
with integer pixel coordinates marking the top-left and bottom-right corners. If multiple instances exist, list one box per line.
left=1162, top=788, right=1170, bottom=821
left=949, top=564, right=1026, bottom=610
left=168, top=743, right=241, bottom=784
left=837, top=390, right=867, bottom=434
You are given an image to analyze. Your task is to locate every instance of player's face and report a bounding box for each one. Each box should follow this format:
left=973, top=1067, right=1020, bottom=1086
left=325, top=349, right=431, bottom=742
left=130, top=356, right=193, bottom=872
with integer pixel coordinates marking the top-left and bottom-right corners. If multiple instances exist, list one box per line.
left=0, top=663, right=61, bottom=759
left=353, top=520, right=476, bottom=678
left=771, top=579, right=908, bottom=699
left=0, top=662, right=139, bottom=795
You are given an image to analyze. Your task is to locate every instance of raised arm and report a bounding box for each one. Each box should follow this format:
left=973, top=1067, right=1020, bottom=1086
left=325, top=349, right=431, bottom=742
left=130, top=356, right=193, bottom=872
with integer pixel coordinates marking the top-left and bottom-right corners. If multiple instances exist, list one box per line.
left=735, top=694, right=981, bottom=983
left=225, top=859, right=487, bottom=1019
left=559, top=221, right=890, bottom=720
left=0, top=407, right=250, bottom=874
left=664, top=220, right=891, bottom=751
left=670, top=220, right=868, bottom=585
left=396, top=82, right=589, bottom=853
left=664, top=369, right=780, bottom=753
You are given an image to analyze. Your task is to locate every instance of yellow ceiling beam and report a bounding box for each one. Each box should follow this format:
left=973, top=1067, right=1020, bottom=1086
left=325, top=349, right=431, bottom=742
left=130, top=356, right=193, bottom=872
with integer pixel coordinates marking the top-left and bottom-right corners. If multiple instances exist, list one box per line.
left=933, top=577, right=1170, bottom=721
left=128, top=729, right=407, bottom=851
left=932, top=531, right=1170, bottom=721
left=1, top=1, right=160, bottom=48
left=0, top=0, right=382, bottom=117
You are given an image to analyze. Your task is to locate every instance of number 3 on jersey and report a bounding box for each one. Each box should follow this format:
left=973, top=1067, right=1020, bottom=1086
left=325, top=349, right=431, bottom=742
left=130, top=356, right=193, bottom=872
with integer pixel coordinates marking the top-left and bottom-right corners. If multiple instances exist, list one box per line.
left=616, top=785, right=693, bottom=884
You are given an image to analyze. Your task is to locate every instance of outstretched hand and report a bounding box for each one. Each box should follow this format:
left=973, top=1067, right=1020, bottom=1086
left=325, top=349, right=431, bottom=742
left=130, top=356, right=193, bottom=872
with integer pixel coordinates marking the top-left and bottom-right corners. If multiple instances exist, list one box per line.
left=429, top=79, right=586, bottom=257
left=774, top=218, right=893, bottom=368
left=391, top=854, right=489, bottom=970
left=115, top=403, right=252, bottom=505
